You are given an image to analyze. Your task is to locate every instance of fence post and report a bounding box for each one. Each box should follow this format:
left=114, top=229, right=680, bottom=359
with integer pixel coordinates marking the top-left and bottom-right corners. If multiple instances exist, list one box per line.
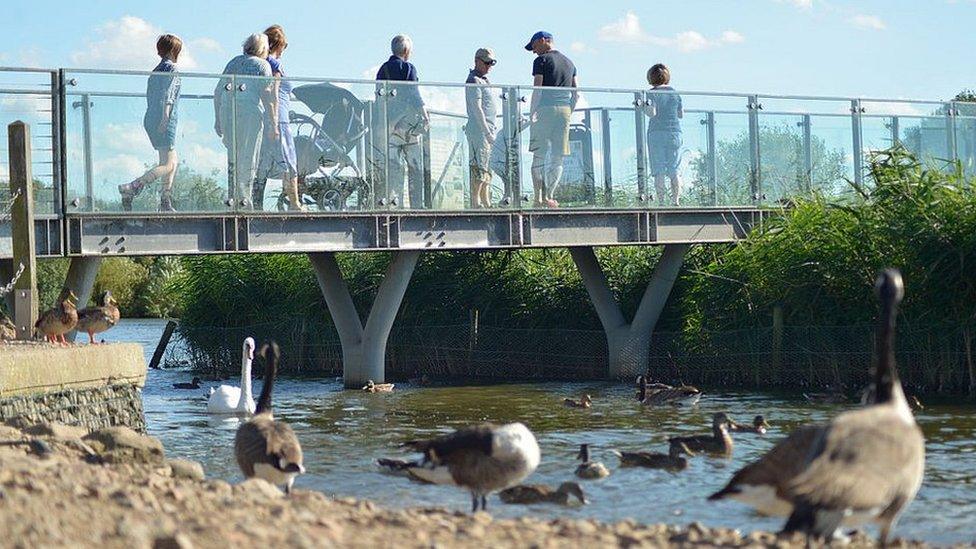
left=8, top=121, right=39, bottom=339
left=148, top=320, right=178, bottom=370
left=771, top=303, right=784, bottom=383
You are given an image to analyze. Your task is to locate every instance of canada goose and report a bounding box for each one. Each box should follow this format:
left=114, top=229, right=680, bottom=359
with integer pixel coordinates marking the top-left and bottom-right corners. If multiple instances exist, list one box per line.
left=362, top=379, right=394, bottom=393
left=35, top=288, right=78, bottom=345
left=75, top=290, right=120, bottom=344
left=376, top=457, right=427, bottom=480
left=173, top=377, right=202, bottom=390
left=574, top=443, right=610, bottom=479
left=234, top=342, right=305, bottom=494
left=710, top=269, right=925, bottom=545
left=499, top=482, right=587, bottom=505
left=398, top=422, right=541, bottom=512
left=636, top=375, right=702, bottom=406
left=729, top=415, right=770, bottom=435
left=668, top=412, right=734, bottom=457
left=563, top=394, right=592, bottom=409
left=207, top=338, right=256, bottom=415
left=612, top=440, right=695, bottom=471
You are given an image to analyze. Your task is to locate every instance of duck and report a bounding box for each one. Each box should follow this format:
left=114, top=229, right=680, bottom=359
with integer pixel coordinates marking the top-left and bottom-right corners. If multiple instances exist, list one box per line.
left=636, top=375, right=702, bottom=406
left=710, top=270, right=925, bottom=546
left=172, top=377, right=202, bottom=390
left=499, top=482, right=587, bottom=506
left=74, top=290, right=120, bottom=344
left=730, top=415, right=771, bottom=435
left=803, top=385, right=848, bottom=404
left=612, top=440, right=696, bottom=471
left=362, top=379, right=394, bottom=393
left=207, top=337, right=256, bottom=415
left=668, top=412, right=734, bottom=457
left=234, top=341, right=305, bottom=494
left=574, top=443, right=610, bottom=479
left=34, top=288, right=78, bottom=345
left=397, top=422, right=541, bottom=512
left=563, top=394, right=592, bottom=408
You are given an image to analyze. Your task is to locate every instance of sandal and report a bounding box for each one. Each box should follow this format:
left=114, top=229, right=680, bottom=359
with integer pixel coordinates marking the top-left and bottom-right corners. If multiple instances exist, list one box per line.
left=118, top=180, right=144, bottom=212
left=159, top=190, right=176, bottom=212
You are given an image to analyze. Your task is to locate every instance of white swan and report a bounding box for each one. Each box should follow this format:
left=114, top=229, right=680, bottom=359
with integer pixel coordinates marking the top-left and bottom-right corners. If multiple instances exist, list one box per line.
left=207, top=337, right=256, bottom=415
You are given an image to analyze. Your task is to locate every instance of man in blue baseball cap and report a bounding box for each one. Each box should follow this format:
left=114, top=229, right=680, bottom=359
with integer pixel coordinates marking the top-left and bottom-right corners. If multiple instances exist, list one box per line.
left=524, top=30, right=578, bottom=208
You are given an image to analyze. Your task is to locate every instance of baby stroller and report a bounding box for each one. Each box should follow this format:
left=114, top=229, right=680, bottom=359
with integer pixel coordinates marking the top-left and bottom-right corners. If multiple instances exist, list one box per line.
left=278, top=83, right=369, bottom=211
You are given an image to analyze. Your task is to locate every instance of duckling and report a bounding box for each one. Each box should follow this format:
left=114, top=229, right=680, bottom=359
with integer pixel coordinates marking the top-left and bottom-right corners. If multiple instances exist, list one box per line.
left=499, top=482, right=587, bottom=506
left=564, top=394, right=592, bottom=409
left=669, top=412, right=735, bottom=457
left=730, top=415, right=771, bottom=435
left=234, top=342, right=305, bottom=494
left=362, top=379, right=395, bottom=393
left=636, top=375, right=702, bottom=406
left=574, top=443, right=610, bottom=479
left=35, top=288, right=78, bottom=345
left=75, top=290, right=120, bottom=344
left=612, top=440, right=696, bottom=471
left=172, top=377, right=202, bottom=390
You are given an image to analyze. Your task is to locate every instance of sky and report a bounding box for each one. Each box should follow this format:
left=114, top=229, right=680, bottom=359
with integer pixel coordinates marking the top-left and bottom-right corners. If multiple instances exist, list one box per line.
left=3, top=0, right=976, bottom=100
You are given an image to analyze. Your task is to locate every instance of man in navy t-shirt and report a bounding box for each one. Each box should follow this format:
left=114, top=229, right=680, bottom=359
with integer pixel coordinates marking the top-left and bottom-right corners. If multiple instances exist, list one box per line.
left=375, top=34, right=428, bottom=209
left=525, top=31, right=578, bottom=208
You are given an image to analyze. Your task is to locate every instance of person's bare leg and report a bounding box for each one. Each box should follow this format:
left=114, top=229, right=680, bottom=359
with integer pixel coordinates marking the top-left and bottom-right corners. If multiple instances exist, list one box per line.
left=654, top=175, right=667, bottom=206
left=531, top=153, right=546, bottom=207
left=159, top=149, right=177, bottom=211
left=479, top=176, right=491, bottom=208
left=669, top=174, right=680, bottom=206
left=285, top=174, right=304, bottom=211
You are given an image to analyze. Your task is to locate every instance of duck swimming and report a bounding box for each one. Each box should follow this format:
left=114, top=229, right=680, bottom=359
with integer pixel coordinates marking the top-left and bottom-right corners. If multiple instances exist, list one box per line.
left=499, top=482, right=587, bottom=506
left=668, top=412, right=735, bottom=457
left=363, top=380, right=395, bottom=393
left=729, top=415, right=770, bottom=435
left=636, top=375, right=702, bottom=406
left=612, top=440, right=696, bottom=471
left=574, top=443, right=610, bottom=479
left=173, top=377, right=201, bottom=390
left=563, top=394, right=592, bottom=408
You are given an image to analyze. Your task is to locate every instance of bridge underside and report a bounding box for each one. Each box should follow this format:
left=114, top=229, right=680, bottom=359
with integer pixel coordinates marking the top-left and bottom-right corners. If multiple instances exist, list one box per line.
left=0, top=208, right=761, bottom=258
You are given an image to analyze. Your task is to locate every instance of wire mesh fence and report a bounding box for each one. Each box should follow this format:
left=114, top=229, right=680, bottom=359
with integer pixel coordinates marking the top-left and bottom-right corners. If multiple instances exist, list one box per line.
left=164, top=318, right=976, bottom=394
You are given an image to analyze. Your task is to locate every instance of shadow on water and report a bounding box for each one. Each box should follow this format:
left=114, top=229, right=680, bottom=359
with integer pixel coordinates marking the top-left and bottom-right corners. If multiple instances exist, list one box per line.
left=117, top=318, right=976, bottom=545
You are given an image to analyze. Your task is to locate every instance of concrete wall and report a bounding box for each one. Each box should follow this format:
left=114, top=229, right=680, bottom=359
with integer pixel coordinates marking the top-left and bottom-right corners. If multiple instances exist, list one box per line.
left=0, top=343, right=147, bottom=431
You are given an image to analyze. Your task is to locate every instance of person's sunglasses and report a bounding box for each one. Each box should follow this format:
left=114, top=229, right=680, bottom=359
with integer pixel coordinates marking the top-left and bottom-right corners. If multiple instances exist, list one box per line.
left=480, top=58, right=497, bottom=66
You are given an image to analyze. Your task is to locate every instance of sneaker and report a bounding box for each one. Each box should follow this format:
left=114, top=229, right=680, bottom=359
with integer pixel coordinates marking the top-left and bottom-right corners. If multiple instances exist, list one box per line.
left=159, top=191, right=176, bottom=212
left=118, top=182, right=142, bottom=212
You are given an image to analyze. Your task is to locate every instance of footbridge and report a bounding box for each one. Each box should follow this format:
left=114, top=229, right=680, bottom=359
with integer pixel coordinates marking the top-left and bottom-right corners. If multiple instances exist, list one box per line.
left=2, top=67, right=973, bottom=386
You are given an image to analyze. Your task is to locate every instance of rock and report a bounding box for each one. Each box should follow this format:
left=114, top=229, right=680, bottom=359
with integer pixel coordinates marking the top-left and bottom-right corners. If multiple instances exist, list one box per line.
left=83, top=426, right=165, bottom=465
left=23, top=422, right=89, bottom=440
left=167, top=459, right=205, bottom=481
left=153, top=533, right=193, bottom=549
left=0, top=424, right=25, bottom=441
left=237, top=478, right=283, bottom=500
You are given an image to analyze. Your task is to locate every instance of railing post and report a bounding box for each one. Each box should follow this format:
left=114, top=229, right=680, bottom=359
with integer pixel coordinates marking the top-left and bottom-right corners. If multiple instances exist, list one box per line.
left=503, top=86, right=521, bottom=208
left=851, top=99, right=864, bottom=187
left=704, top=112, right=717, bottom=205
left=634, top=91, right=648, bottom=203
left=890, top=115, right=900, bottom=147
left=50, top=70, right=64, bottom=217
left=600, top=108, right=613, bottom=205
left=946, top=101, right=957, bottom=163
left=8, top=121, right=39, bottom=340
left=72, top=93, right=95, bottom=211
left=747, top=95, right=762, bottom=204
left=800, top=114, right=812, bottom=192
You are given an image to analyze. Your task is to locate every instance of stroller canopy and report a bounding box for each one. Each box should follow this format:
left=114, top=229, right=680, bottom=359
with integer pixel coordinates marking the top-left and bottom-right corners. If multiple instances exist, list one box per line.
left=292, top=82, right=367, bottom=145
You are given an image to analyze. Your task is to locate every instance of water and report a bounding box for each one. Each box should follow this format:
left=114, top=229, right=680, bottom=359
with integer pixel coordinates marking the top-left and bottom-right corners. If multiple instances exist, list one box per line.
left=116, top=319, right=976, bottom=545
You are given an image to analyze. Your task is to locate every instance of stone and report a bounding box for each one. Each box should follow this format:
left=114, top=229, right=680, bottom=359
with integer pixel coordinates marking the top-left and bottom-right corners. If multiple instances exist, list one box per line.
left=153, top=533, right=193, bottom=549
left=0, top=424, right=25, bottom=441
left=23, top=422, right=89, bottom=440
left=167, top=459, right=205, bottom=481
left=83, top=426, right=165, bottom=465
left=237, top=478, right=283, bottom=500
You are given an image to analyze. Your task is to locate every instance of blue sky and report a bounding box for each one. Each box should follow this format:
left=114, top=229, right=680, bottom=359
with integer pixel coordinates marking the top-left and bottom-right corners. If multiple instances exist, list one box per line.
left=4, top=0, right=976, bottom=100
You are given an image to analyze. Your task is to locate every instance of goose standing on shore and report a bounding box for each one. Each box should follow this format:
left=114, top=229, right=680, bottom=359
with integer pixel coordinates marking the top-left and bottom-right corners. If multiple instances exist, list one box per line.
left=709, top=269, right=925, bottom=545
left=398, top=422, right=541, bottom=512
left=669, top=412, right=735, bottom=457
left=574, top=443, right=610, bottom=479
left=35, top=288, right=78, bottom=345
left=75, top=290, right=120, bottom=344
left=612, top=440, right=696, bottom=471
left=207, top=338, right=256, bottom=415
left=636, top=376, right=702, bottom=406
left=234, top=342, right=305, bottom=494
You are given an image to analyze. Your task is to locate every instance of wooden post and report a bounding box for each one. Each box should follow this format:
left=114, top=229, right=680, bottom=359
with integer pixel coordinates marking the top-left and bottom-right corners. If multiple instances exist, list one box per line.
left=771, top=303, right=784, bottom=382
left=8, top=121, right=38, bottom=339
left=148, top=320, right=178, bottom=370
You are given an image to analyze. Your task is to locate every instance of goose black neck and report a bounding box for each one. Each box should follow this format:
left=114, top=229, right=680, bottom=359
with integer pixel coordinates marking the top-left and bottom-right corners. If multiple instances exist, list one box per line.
left=637, top=376, right=647, bottom=402
left=578, top=444, right=590, bottom=462
left=256, top=342, right=279, bottom=415
left=874, top=295, right=899, bottom=404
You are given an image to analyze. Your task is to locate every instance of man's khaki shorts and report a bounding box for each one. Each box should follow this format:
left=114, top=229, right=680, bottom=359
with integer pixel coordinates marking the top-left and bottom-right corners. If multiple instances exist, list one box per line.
left=529, top=106, right=571, bottom=156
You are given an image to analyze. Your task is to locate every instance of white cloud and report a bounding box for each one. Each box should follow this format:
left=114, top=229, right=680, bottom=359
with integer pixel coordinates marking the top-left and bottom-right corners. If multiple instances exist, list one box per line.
left=597, top=12, right=745, bottom=52
left=783, top=0, right=813, bottom=8
left=70, top=16, right=223, bottom=71
left=569, top=41, right=589, bottom=53
left=362, top=65, right=382, bottom=79
left=849, top=14, right=886, bottom=30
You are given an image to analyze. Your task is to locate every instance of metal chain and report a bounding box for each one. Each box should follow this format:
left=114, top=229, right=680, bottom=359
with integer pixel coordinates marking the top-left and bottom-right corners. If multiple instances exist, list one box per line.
left=0, top=262, right=25, bottom=297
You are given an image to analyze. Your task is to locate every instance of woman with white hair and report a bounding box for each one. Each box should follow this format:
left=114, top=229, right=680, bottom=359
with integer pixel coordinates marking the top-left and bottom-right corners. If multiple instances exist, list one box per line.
left=213, top=33, right=274, bottom=207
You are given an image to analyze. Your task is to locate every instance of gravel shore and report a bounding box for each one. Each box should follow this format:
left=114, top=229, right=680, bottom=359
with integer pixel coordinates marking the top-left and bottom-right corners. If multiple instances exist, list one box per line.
left=0, top=422, right=944, bottom=548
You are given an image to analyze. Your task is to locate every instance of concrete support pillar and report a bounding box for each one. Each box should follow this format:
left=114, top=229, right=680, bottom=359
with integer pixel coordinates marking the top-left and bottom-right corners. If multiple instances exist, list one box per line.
left=64, top=257, right=102, bottom=342
left=309, top=251, right=420, bottom=388
left=569, top=244, right=689, bottom=379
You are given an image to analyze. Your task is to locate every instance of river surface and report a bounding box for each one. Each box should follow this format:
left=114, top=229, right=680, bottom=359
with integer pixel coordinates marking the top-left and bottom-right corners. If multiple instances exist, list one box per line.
left=117, top=319, right=975, bottom=545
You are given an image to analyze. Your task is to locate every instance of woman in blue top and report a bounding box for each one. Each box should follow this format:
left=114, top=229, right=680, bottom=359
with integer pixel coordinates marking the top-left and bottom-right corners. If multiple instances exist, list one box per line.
left=254, top=25, right=302, bottom=210
left=119, top=34, right=182, bottom=212
left=644, top=63, right=683, bottom=206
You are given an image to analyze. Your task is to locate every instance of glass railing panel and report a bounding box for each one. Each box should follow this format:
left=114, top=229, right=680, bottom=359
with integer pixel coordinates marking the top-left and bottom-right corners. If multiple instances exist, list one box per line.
left=680, top=94, right=754, bottom=207
left=0, top=68, right=57, bottom=215
left=955, top=101, right=976, bottom=177
left=755, top=112, right=806, bottom=204
left=673, top=109, right=711, bottom=207
left=863, top=100, right=950, bottom=170
left=64, top=70, right=232, bottom=213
